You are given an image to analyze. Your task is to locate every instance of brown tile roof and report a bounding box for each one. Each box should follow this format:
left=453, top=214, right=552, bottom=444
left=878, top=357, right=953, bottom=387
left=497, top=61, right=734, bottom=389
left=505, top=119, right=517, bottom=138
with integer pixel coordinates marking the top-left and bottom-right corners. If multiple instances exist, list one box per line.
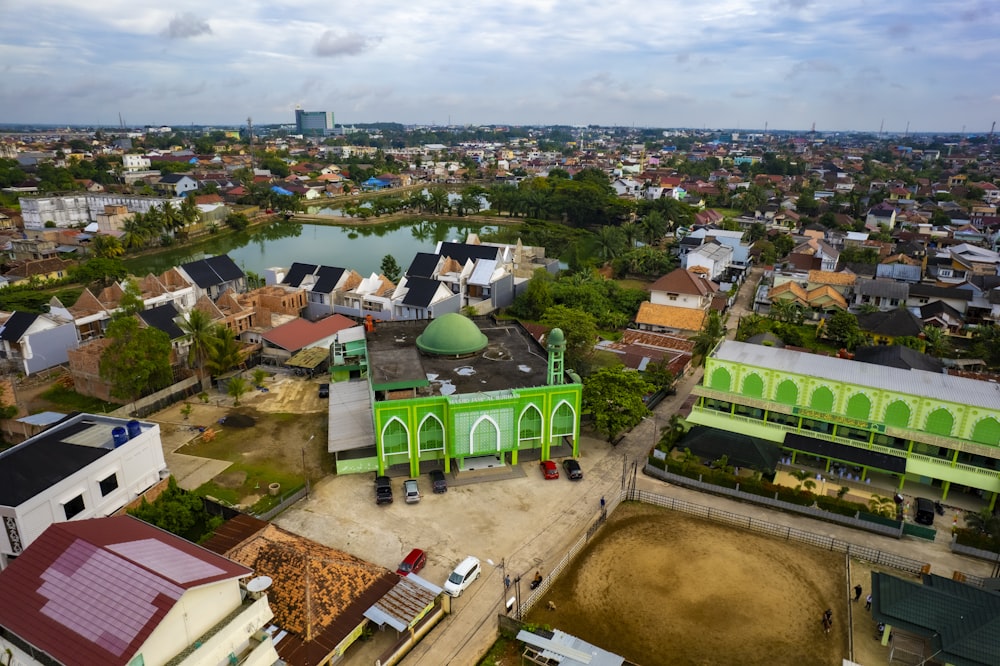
left=205, top=519, right=398, bottom=666
left=768, top=281, right=808, bottom=305
left=635, top=302, right=707, bottom=331
left=807, top=270, right=856, bottom=286
left=262, top=314, right=357, bottom=352
left=0, top=516, right=250, bottom=666
left=68, top=287, right=107, bottom=317
left=806, top=285, right=848, bottom=309
left=648, top=268, right=719, bottom=297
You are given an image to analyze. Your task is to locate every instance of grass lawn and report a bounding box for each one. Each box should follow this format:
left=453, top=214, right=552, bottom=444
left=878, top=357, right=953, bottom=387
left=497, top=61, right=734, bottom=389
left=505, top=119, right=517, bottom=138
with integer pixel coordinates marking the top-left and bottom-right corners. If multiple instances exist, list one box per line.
left=39, top=384, right=120, bottom=414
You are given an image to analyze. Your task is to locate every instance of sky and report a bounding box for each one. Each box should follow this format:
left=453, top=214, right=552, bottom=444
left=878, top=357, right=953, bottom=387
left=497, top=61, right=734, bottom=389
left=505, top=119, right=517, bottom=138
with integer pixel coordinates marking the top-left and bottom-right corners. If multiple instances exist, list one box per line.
left=1, top=0, right=999, bottom=132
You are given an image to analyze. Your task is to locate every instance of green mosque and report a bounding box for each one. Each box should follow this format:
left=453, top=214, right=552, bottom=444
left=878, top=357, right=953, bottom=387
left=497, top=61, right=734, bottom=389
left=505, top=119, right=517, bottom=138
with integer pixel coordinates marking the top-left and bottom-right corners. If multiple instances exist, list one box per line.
left=329, top=314, right=582, bottom=477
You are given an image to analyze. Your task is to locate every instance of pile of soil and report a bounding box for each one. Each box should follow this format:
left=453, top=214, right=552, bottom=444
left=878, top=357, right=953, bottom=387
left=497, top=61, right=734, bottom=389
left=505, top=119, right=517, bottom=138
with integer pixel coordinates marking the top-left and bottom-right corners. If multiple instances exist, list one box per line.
left=223, top=413, right=256, bottom=428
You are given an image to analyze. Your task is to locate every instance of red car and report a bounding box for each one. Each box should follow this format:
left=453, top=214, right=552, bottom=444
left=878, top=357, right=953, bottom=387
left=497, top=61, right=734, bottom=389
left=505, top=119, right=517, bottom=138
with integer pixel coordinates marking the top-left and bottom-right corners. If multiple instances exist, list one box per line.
left=540, top=460, right=559, bottom=480
left=397, top=548, right=427, bottom=576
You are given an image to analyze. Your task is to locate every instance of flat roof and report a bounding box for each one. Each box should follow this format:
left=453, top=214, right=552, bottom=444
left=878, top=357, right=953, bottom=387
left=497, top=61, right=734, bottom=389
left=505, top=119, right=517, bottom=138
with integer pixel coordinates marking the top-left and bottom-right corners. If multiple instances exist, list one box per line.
left=0, top=414, right=150, bottom=507
left=713, top=341, right=1000, bottom=411
left=366, top=319, right=551, bottom=396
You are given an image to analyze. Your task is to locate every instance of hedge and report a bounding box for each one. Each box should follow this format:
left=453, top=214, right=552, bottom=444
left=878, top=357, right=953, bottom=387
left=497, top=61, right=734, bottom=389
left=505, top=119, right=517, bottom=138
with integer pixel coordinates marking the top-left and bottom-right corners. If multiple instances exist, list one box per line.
left=954, top=528, right=1000, bottom=554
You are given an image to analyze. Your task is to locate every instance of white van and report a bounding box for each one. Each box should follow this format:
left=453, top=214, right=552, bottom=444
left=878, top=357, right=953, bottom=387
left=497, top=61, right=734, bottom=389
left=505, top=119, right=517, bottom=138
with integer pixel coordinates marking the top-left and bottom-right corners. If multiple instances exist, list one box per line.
left=443, top=556, right=481, bottom=597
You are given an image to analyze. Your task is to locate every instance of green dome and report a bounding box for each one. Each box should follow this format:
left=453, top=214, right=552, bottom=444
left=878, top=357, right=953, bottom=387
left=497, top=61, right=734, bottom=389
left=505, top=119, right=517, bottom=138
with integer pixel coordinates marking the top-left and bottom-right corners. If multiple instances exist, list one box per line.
left=416, top=313, right=488, bottom=356
left=547, top=328, right=565, bottom=348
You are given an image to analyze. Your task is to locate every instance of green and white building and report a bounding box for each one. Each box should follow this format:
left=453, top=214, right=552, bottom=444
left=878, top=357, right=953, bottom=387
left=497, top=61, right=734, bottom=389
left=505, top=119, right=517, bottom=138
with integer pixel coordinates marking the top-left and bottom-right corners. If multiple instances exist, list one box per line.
left=689, top=340, right=1000, bottom=509
left=330, top=314, right=581, bottom=476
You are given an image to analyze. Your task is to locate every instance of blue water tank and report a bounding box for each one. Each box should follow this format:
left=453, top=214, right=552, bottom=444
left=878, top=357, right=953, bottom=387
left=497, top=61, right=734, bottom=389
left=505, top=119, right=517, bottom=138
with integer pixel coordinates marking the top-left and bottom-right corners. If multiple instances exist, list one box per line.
left=127, top=420, right=142, bottom=439
left=112, top=427, right=129, bottom=448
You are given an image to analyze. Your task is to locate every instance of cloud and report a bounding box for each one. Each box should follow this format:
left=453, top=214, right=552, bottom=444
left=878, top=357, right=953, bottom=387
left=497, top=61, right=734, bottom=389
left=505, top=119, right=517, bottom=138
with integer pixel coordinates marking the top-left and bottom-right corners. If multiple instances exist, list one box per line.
left=162, top=13, right=212, bottom=40
left=313, top=30, right=379, bottom=58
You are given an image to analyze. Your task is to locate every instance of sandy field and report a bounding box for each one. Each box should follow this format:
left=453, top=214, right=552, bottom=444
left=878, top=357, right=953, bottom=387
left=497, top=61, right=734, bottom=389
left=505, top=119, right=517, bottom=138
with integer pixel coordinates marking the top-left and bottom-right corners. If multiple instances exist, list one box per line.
left=527, top=502, right=849, bottom=666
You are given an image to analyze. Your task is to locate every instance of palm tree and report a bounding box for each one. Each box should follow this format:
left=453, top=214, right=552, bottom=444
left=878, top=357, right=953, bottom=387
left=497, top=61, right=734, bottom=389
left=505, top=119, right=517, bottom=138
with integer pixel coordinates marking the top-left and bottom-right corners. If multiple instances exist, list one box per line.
left=91, top=234, right=124, bottom=259
left=594, top=225, right=625, bottom=261
left=640, top=210, right=667, bottom=246
left=121, top=215, right=149, bottom=251
left=179, top=309, right=216, bottom=387
left=428, top=187, right=449, bottom=214
left=204, top=326, right=243, bottom=378
left=620, top=221, right=640, bottom=249
left=921, top=326, right=950, bottom=357
left=227, top=376, right=250, bottom=407
left=691, top=311, right=725, bottom=364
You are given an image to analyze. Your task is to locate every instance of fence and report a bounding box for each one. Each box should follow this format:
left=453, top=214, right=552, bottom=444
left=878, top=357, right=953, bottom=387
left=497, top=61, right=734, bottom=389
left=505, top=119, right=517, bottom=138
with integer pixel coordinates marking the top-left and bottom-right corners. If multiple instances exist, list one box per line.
left=951, top=541, right=1000, bottom=565
left=644, top=464, right=904, bottom=538
left=254, top=486, right=309, bottom=521
left=108, top=375, right=201, bottom=419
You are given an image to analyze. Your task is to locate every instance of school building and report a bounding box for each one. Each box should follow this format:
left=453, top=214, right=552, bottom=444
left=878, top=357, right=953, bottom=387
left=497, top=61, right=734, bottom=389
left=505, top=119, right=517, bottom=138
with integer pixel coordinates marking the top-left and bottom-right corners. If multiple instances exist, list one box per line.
left=688, top=341, right=1000, bottom=509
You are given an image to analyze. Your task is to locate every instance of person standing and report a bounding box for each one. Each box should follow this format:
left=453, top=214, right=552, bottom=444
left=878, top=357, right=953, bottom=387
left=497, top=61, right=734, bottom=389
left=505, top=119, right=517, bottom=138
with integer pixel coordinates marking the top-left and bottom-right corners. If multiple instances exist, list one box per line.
left=865, top=594, right=872, bottom=611
left=854, top=584, right=863, bottom=602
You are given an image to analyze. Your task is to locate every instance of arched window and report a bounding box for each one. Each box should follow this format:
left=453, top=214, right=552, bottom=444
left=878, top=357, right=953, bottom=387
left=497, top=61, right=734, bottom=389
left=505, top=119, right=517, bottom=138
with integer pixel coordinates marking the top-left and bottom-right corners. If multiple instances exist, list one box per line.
left=470, top=416, right=500, bottom=454
left=883, top=400, right=910, bottom=428
left=810, top=386, right=834, bottom=413
left=742, top=373, right=764, bottom=398
left=710, top=367, right=731, bottom=391
left=775, top=380, right=798, bottom=405
left=551, top=401, right=576, bottom=444
left=846, top=393, right=871, bottom=420
left=971, top=417, right=1000, bottom=446
left=418, top=415, right=445, bottom=452
left=924, top=408, right=954, bottom=437
left=382, top=418, right=409, bottom=455
left=519, top=405, right=543, bottom=448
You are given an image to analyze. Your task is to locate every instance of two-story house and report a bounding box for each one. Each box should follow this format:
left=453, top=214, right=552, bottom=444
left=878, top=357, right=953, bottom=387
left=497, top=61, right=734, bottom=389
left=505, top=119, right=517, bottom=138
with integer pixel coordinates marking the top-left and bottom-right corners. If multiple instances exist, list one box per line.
left=636, top=268, right=719, bottom=335
left=0, top=311, right=78, bottom=376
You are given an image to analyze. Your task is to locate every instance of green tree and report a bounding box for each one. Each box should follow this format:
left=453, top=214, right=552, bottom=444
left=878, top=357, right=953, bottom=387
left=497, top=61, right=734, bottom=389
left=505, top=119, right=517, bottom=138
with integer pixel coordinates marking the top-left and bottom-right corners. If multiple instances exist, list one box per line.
left=227, top=376, right=250, bottom=406
left=639, top=210, right=667, bottom=246
left=921, top=326, right=950, bottom=357
left=68, top=258, right=127, bottom=288
left=225, top=212, right=250, bottom=231
left=179, top=309, right=216, bottom=384
left=509, top=268, right=554, bottom=321
left=691, top=311, right=725, bottom=364
left=825, top=310, right=864, bottom=350
left=973, top=325, right=1000, bottom=368
left=128, top=476, right=222, bottom=542
left=583, top=365, right=653, bottom=443
left=380, top=254, right=402, bottom=283
left=99, top=317, right=173, bottom=404
left=594, top=225, right=626, bottom=261
left=204, top=326, right=242, bottom=378
left=91, top=234, right=125, bottom=259
left=539, top=305, right=597, bottom=367
left=642, top=359, right=674, bottom=391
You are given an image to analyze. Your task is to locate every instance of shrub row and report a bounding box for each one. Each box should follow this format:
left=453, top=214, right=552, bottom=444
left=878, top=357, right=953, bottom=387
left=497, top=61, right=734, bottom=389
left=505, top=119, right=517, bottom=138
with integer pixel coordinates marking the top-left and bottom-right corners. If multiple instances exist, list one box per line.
left=954, top=527, right=1000, bottom=554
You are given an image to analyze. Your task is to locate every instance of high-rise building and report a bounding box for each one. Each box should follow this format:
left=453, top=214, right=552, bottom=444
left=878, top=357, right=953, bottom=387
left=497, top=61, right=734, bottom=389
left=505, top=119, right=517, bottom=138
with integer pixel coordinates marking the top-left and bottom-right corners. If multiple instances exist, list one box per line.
left=295, top=108, right=334, bottom=136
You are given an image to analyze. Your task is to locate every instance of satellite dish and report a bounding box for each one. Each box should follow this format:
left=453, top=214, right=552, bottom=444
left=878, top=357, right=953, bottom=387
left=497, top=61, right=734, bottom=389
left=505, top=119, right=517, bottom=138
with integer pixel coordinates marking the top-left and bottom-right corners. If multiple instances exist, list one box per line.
left=246, top=576, right=272, bottom=593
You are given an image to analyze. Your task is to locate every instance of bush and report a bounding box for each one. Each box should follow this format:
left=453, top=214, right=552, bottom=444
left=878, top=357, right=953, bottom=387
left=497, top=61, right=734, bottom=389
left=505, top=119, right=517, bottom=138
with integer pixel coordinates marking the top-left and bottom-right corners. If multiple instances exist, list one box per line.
left=816, top=494, right=866, bottom=517
left=954, top=528, right=1000, bottom=553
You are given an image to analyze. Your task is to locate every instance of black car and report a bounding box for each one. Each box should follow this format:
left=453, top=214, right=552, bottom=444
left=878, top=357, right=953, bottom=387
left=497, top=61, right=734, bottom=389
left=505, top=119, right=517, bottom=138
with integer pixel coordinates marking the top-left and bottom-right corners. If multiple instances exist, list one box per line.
left=318, top=383, right=330, bottom=398
left=429, top=469, right=448, bottom=493
left=562, top=459, right=583, bottom=480
left=914, top=497, right=935, bottom=525
left=375, top=475, right=393, bottom=505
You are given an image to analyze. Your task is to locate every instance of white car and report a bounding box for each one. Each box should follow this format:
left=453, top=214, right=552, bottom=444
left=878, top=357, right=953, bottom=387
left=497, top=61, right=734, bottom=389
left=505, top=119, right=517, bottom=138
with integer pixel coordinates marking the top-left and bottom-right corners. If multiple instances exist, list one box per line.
left=443, top=556, right=481, bottom=597
left=403, top=479, right=420, bottom=504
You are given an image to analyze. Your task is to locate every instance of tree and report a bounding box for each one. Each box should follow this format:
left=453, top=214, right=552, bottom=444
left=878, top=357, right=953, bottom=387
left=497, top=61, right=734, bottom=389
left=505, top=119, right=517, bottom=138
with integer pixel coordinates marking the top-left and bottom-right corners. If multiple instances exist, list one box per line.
left=642, top=359, right=674, bottom=391
left=179, top=309, right=216, bottom=384
left=691, top=311, right=725, bottom=364
left=225, top=212, right=250, bottom=231
left=127, top=476, right=222, bottom=542
left=582, top=365, right=653, bottom=443
left=509, top=267, right=554, bottom=321
left=825, top=310, right=864, bottom=350
left=68, top=258, right=127, bottom=288
left=539, top=305, right=597, bottom=367
left=921, top=326, right=950, bottom=358
left=973, top=325, right=1000, bottom=368
left=227, top=376, right=250, bottom=406
left=204, top=326, right=242, bottom=378
left=380, top=254, right=402, bottom=283
left=639, top=210, right=667, bottom=246
left=91, top=234, right=125, bottom=259
left=99, top=317, right=173, bottom=404
left=594, top=225, right=626, bottom=261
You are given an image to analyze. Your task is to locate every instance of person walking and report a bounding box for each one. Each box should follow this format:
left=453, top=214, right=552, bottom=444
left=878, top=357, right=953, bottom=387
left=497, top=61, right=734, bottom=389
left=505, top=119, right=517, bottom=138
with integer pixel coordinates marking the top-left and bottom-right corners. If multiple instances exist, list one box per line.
left=822, top=608, right=833, bottom=635
left=865, top=594, right=872, bottom=611
left=854, top=584, right=863, bottom=602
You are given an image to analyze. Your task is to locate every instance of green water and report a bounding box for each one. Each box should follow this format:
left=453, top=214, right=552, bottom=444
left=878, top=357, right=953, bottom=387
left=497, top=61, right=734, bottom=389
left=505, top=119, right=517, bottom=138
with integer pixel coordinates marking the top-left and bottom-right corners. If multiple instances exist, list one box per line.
left=123, top=219, right=498, bottom=278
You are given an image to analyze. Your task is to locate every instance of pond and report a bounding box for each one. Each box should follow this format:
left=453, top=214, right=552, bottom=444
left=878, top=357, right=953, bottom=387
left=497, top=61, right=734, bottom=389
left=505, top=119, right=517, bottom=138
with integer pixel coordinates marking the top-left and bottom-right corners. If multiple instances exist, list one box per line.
left=123, top=219, right=498, bottom=278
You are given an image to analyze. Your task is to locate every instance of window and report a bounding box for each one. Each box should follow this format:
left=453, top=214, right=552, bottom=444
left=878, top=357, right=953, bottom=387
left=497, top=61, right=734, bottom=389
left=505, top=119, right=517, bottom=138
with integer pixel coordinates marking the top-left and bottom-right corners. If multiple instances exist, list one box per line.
left=63, top=494, right=85, bottom=519
left=99, top=473, right=119, bottom=496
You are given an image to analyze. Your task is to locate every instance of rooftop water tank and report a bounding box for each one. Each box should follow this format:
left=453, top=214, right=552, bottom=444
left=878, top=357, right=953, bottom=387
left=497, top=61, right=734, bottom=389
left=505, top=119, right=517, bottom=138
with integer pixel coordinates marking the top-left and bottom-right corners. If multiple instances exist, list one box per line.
left=127, top=420, right=142, bottom=439
left=112, top=426, right=129, bottom=448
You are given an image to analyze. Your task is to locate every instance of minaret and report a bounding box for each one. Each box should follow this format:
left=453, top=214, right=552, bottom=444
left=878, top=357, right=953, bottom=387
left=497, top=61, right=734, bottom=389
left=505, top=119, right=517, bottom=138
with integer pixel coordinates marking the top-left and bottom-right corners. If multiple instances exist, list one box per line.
left=546, top=328, right=566, bottom=385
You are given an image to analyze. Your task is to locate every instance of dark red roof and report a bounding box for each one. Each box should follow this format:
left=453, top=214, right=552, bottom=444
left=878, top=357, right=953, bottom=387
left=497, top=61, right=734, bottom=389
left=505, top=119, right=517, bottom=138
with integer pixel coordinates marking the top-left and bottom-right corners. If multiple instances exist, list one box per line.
left=0, top=516, right=250, bottom=666
left=262, top=314, right=357, bottom=352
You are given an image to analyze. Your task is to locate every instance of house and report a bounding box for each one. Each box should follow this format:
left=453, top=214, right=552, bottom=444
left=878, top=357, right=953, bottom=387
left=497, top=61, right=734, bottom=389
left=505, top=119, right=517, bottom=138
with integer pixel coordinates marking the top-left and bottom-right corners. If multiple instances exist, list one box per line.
left=260, top=314, right=357, bottom=365
left=853, top=278, right=909, bottom=311
left=202, top=514, right=437, bottom=666
left=856, top=308, right=924, bottom=344
left=404, top=240, right=518, bottom=315
left=154, top=173, right=199, bottom=196
left=0, top=310, right=78, bottom=376
left=865, top=202, right=898, bottom=230
left=0, top=413, right=167, bottom=570
left=177, top=254, right=246, bottom=301
left=683, top=241, right=733, bottom=282
left=0, top=516, right=280, bottom=666
left=949, top=243, right=1000, bottom=276
left=2, top=257, right=73, bottom=284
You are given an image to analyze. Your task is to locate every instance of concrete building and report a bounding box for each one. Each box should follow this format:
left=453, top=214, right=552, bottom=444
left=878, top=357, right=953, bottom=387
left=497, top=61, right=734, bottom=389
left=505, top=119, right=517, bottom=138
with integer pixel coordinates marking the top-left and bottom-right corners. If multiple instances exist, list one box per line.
left=0, top=414, right=168, bottom=571
left=0, top=310, right=78, bottom=376
left=0, top=515, right=280, bottom=666
left=19, top=194, right=185, bottom=230
left=329, top=315, right=582, bottom=477
left=689, top=340, right=1000, bottom=508
left=295, top=109, right=335, bottom=136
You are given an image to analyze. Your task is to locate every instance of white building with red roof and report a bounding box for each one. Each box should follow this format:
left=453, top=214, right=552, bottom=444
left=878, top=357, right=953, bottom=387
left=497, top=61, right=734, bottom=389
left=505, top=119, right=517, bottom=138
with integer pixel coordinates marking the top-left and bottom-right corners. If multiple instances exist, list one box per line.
left=0, top=515, right=280, bottom=666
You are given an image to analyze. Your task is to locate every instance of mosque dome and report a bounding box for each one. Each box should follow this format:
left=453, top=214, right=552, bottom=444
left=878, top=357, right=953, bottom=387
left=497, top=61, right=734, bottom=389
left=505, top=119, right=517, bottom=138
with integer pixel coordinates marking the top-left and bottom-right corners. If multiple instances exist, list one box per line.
left=416, top=313, right=488, bottom=356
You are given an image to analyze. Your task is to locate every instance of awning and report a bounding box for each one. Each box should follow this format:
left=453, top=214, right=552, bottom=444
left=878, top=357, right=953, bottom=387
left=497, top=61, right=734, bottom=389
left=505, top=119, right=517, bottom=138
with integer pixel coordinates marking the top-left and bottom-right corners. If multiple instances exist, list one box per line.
left=285, top=347, right=329, bottom=369
left=55, top=245, right=80, bottom=253
left=784, top=432, right=906, bottom=474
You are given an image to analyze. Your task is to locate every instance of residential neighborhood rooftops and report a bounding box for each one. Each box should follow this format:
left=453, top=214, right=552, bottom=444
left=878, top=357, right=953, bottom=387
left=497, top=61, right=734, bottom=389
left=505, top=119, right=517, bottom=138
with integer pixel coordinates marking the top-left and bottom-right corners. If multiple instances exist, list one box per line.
left=0, top=516, right=251, bottom=666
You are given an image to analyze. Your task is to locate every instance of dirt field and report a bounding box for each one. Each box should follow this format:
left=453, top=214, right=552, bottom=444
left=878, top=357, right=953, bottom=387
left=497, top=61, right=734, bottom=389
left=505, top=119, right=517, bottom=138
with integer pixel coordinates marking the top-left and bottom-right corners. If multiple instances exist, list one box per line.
left=526, top=503, right=848, bottom=666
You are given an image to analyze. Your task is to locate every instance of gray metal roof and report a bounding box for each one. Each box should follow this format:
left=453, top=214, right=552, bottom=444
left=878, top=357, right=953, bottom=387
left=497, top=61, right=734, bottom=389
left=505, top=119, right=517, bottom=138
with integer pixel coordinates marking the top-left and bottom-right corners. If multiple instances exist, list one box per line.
left=713, top=341, right=1000, bottom=411
left=855, top=278, right=909, bottom=299
left=516, top=629, right=625, bottom=666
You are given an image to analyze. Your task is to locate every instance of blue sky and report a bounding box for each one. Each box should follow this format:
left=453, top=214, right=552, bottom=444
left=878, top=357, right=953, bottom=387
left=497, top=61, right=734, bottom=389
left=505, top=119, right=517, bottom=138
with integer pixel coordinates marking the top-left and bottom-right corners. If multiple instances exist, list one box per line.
left=1, top=0, right=998, bottom=132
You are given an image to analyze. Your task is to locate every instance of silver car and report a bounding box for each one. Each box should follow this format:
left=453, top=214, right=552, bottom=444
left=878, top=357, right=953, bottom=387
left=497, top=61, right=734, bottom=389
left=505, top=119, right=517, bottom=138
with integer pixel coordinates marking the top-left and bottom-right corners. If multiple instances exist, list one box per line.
left=403, top=478, right=421, bottom=504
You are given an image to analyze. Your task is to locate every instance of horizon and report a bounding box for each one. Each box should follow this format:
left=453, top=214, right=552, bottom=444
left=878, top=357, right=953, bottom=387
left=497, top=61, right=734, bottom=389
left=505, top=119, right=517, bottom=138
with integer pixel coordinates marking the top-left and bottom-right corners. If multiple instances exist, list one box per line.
left=2, top=2, right=998, bottom=133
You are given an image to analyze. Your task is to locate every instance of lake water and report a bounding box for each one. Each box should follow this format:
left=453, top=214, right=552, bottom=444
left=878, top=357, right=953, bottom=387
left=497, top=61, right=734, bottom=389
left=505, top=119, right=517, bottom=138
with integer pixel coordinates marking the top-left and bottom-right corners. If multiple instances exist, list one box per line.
left=123, top=220, right=497, bottom=278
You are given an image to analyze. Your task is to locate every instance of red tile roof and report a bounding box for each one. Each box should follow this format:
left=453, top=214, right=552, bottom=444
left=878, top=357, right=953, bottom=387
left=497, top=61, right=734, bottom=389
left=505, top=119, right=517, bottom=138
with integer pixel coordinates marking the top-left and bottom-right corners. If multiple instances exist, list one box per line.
left=0, top=516, right=250, bottom=666
left=262, top=314, right=357, bottom=352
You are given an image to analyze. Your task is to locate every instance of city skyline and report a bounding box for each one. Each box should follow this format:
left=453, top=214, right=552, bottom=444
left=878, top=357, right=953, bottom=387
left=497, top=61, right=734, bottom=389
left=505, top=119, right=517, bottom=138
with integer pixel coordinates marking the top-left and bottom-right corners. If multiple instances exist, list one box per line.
left=2, top=1, right=999, bottom=133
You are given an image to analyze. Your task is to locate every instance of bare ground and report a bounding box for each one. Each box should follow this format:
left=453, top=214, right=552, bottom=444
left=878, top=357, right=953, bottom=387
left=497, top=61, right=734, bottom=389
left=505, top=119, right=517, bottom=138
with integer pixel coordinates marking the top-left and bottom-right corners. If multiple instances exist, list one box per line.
left=526, top=502, right=848, bottom=666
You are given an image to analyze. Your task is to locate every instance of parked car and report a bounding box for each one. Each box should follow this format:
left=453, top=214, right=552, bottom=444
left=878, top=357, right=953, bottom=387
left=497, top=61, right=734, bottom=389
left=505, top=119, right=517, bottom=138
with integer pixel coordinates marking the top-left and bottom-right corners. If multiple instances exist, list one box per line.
left=443, top=556, right=481, bottom=597
left=403, top=478, right=421, bottom=504
left=429, top=469, right=448, bottom=493
left=914, top=497, right=935, bottom=525
left=318, top=383, right=330, bottom=398
left=562, top=458, right=583, bottom=480
left=397, top=548, right=427, bottom=576
left=540, top=460, right=559, bottom=480
left=375, top=475, right=393, bottom=505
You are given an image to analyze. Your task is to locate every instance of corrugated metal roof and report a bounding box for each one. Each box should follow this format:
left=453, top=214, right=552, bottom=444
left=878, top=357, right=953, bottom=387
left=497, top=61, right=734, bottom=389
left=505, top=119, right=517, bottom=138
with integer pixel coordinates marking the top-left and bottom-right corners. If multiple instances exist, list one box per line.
left=714, top=341, right=1000, bottom=411
left=468, top=258, right=498, bottom=286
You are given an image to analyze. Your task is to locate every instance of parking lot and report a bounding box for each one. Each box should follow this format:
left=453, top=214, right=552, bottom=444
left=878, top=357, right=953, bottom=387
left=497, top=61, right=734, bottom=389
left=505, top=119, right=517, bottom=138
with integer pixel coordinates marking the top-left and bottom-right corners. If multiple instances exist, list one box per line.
left=274, top=434, right=625, bottom=665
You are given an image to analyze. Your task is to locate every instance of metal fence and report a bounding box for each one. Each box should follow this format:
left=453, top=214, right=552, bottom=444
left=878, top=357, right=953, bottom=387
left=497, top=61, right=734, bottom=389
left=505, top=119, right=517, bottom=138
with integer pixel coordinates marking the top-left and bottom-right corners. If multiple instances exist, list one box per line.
left=644, top=464, right=903, bottom=538
left=254, top=486, right=309, bottom=521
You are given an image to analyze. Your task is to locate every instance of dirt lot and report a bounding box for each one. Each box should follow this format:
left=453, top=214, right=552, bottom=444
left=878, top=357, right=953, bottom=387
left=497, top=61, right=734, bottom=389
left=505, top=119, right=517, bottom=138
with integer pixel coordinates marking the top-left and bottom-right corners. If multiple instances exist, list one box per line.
left=526, top=502, right=849, bottom=666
